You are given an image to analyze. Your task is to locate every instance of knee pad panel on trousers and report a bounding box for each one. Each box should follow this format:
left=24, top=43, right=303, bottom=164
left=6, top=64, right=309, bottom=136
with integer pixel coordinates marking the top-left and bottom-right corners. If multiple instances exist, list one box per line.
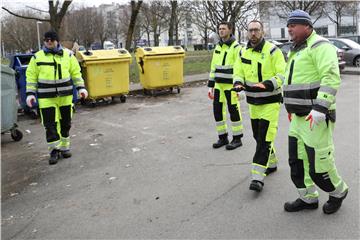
left=213, top=88, right=220, bottom=102
left=305, top=144, right=336, bottom=192
left=59, top=105, right=72, bottom=137
left=227, top=104, right=240, bottom=122
left=253, top=141, right=271, bottom=166
left=288, top=136, right=306, bottom=188
left=41, top=107, right=60, bottom=143
left=251, top=119, right=259, bottom=141
left=213, top=89, right=223, bottom=122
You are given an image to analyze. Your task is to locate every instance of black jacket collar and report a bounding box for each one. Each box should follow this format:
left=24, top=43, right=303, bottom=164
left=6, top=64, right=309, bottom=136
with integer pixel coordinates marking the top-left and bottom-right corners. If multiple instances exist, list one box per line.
left=246, top=38, right=265, bottom=52
left=219, top=35, right=236, bottom=47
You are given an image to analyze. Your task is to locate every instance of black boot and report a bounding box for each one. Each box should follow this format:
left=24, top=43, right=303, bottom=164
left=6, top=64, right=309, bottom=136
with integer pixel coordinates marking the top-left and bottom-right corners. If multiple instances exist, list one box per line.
left=265, top=167, right=277, bottom=176
left=323, top=189, right=348, bottom=214
left=249, top=180, right=264, bottom=192
left=212, top=134, right=229, bottom=149
left=284, top=198, right=318, bottom=212
left=60, top=150, right=72, bottom=158
left=226, top=137, right=242, bottom=150
left=49, top=149, right=59, bottom=165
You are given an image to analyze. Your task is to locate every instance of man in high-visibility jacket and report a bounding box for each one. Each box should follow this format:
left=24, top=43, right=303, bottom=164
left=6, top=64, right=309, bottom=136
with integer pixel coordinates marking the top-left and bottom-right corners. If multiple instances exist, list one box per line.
left=208, top=21, right=243, bottom=150
left=26, top=30, right=88, bottom=165
left=233, top=20, right=286, bottom=192
left=283, top=10, right=348, bottom=214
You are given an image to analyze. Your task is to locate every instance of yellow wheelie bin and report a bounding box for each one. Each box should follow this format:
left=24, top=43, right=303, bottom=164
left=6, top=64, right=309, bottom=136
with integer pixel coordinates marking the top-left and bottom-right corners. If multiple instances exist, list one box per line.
left=76, top=49, right=131, bottom=104
left=135, top=46, right=185, bottom=94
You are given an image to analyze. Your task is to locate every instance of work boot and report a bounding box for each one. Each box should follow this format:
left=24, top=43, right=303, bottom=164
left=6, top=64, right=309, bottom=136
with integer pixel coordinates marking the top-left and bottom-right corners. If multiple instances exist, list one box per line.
left=323, top=189, right=348, bottom=214
left=226, top=138, right=242, bottom=150
left=284, top=198, right=318, bottom=212
left=265, top=167, right=277, bottom=176
left=249, top=180, right=264, bottom=192
left=60, top=150, right=72, bottom=158
left=49, top=149, right=59, bottom=165
left=212, top=138, right=229, bottom=149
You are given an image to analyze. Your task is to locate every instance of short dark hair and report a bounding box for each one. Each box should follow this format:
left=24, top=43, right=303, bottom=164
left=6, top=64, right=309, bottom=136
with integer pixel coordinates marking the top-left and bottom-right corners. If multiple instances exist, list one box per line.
left=218, top=21, right=233, bottom=30
left=248, top=20, right=264, bottom=30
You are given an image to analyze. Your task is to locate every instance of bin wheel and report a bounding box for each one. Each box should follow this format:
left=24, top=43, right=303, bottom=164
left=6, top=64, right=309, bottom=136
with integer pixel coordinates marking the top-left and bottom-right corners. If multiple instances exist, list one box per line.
left=11, top=128, right=23, bottom=142
left=120, top=95, right=126, bottom=103
left=169, top=87, right=173, bottom=93
left=177, top=87, right=181, bottom=94
left=143, top=89, right=148, bottom=95
left=91, top=102, right=96, bottom=108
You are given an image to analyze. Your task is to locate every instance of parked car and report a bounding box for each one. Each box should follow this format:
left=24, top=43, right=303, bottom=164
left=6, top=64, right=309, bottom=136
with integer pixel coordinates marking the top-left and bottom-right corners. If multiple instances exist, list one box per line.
left=343, top=35, right=360, bottom=44
left=279, top=41, right=346, bottom=72
left=328, top=38, right=360, bottom=67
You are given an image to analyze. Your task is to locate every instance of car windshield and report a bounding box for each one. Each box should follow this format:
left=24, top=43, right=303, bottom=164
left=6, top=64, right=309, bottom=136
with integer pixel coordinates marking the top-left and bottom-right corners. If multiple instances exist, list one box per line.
left=339, top=38, right=360, bottom=49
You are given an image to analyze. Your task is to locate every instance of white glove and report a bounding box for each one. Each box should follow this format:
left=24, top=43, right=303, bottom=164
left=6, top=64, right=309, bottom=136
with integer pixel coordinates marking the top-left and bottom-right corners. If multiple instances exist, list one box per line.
left=26, top=95, right=36, bottom=108
left=208, top=88, right=214, bottom=100
left=237, top=91, right=246, bottom=101
left=78, top=88, right=88, bottom=99
left=305, top=109, right=326, bottom=130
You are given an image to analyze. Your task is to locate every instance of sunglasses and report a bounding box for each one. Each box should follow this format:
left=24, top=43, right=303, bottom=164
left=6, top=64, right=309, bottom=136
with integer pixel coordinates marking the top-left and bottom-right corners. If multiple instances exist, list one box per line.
left=44, top=38, right=56, bottom=42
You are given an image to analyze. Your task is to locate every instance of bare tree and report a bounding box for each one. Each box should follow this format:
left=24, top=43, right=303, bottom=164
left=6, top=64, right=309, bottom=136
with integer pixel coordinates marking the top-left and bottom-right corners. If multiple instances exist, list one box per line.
left=125, top=0, right=143, bottom=50
left=322, top=1, right=358, bottom=36
left=272, top=0, right=324, bottom=23
left=191, top=1, right=212, bottom=46
left=63, top=7, right=107, bottom=49
left=168, top=1, right=178, bottom=45
left=204, top=1, right=258, bottom=34
left=2, top=0, right=73, bottom=34
left=2, top=11, right=48, bottom=53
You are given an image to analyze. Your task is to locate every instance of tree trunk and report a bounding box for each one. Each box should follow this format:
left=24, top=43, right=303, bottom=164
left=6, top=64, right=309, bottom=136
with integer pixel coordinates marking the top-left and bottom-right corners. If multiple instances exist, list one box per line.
left=168, top=1, right=177, bottom=46
left=125, top=1, right=143, bottom=51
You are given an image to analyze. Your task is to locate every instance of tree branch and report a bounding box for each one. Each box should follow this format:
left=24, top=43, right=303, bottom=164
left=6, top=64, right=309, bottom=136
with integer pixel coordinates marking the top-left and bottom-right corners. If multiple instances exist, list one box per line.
left=2, top=7, right=49, bottom=21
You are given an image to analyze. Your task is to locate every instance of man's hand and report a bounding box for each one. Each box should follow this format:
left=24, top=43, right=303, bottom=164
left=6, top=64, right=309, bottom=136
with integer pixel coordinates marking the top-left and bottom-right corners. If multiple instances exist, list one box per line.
left=208, top=88, right=214, bottom=100
left=78, top=88, right=88, bottom=99
left=26, top=95, right=36, bottom=108
left=305, top=110, right=326, bottom=130
left=253, top=83, right=266, bottom=89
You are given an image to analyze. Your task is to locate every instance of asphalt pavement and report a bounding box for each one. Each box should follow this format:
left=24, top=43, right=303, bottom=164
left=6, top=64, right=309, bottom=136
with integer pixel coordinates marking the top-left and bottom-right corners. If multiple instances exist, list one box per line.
left=1, top=72, right=359, bottom=239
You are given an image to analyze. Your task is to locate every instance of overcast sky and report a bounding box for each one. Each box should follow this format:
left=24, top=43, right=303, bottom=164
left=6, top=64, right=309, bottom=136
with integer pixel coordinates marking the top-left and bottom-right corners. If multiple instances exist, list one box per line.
left=2, top=0, right=129, bottom=11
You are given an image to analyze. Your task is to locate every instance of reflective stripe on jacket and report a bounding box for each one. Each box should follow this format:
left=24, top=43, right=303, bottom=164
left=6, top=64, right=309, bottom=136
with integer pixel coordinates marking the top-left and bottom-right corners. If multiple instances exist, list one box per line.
left=26, top=48, right=85, bottom=98
left=283, top=30, right=340, bottom=115
left=233, top=39, right=286, bottom=105
left=208, top=37, right=242, bottom=88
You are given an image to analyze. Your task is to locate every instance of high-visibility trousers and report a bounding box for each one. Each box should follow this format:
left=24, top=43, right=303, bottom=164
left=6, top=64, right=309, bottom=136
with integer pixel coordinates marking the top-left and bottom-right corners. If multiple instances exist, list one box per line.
left=213, top=83, right=243, bottom=139
left=288, top=114, right=348, bottom=203
left=38, top=95, right=73, bottom=153
left=249, top=102, right=280, bottom=182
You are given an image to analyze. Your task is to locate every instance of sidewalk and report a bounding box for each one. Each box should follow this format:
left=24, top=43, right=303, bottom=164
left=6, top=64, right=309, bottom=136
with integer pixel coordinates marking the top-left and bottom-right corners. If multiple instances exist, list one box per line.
left=129, top=67, right=358, bottom=93
left=129, top=73, right=209, bottom=92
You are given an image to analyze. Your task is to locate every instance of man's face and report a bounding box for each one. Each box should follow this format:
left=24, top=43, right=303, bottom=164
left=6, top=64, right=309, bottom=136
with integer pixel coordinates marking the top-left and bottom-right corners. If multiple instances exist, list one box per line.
left=218, top=24, right=231, bottom=39
left=247, top=22, right=264, bottom=45
left=287, top=24, right=310, bottom=44
left=43, top=38, right=58, bottom=49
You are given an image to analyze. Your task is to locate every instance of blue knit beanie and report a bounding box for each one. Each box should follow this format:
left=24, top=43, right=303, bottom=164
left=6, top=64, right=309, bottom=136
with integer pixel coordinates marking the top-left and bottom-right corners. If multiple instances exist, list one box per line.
left=287, top=9, right=313, bottom=27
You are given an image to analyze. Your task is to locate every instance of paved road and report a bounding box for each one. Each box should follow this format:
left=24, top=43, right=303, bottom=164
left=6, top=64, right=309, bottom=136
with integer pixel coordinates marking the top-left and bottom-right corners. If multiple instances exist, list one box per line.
left=1, top=74, right=359, bottom=239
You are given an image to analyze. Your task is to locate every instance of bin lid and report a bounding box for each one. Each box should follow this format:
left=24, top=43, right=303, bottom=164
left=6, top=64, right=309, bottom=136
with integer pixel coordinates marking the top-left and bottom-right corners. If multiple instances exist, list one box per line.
left=10, top=54, right=34, bottom=69
left=135, top=46, right=185, bottom=58
left=1, top=64, right=15, bottom=75
left=76, top=49, right=131, bottom=62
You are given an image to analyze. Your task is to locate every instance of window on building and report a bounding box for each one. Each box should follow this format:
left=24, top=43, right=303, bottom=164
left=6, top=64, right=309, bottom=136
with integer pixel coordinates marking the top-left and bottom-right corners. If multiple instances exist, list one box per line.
left=314, top=27, right=328, bottom=36
left=339, top=26, right=357, bottom=36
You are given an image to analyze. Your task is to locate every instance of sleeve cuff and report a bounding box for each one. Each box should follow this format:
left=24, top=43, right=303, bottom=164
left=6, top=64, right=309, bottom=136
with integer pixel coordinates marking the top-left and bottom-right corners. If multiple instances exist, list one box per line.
left=207, top=81, right=215, bottom=88
left=262, top=80, right=274, bottom=92
left=312, top=104, right=328, bottom=114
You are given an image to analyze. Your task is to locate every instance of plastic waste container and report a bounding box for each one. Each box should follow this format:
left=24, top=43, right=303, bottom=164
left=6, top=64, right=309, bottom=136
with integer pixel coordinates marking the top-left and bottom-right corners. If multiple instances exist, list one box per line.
left=1, top=65, right=23, bottom=141
left=76, top=49, right=131, bottom=104
left=135, top=46, right=185, bottom=94
left=10, top=54, right=38, bottom=112
left=10, top=54, right=78, bottom=117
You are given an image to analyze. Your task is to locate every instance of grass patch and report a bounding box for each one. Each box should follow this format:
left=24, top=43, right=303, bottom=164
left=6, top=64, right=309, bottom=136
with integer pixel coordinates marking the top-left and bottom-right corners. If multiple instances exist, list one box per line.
left=129, top=50, right=212, bottom=83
